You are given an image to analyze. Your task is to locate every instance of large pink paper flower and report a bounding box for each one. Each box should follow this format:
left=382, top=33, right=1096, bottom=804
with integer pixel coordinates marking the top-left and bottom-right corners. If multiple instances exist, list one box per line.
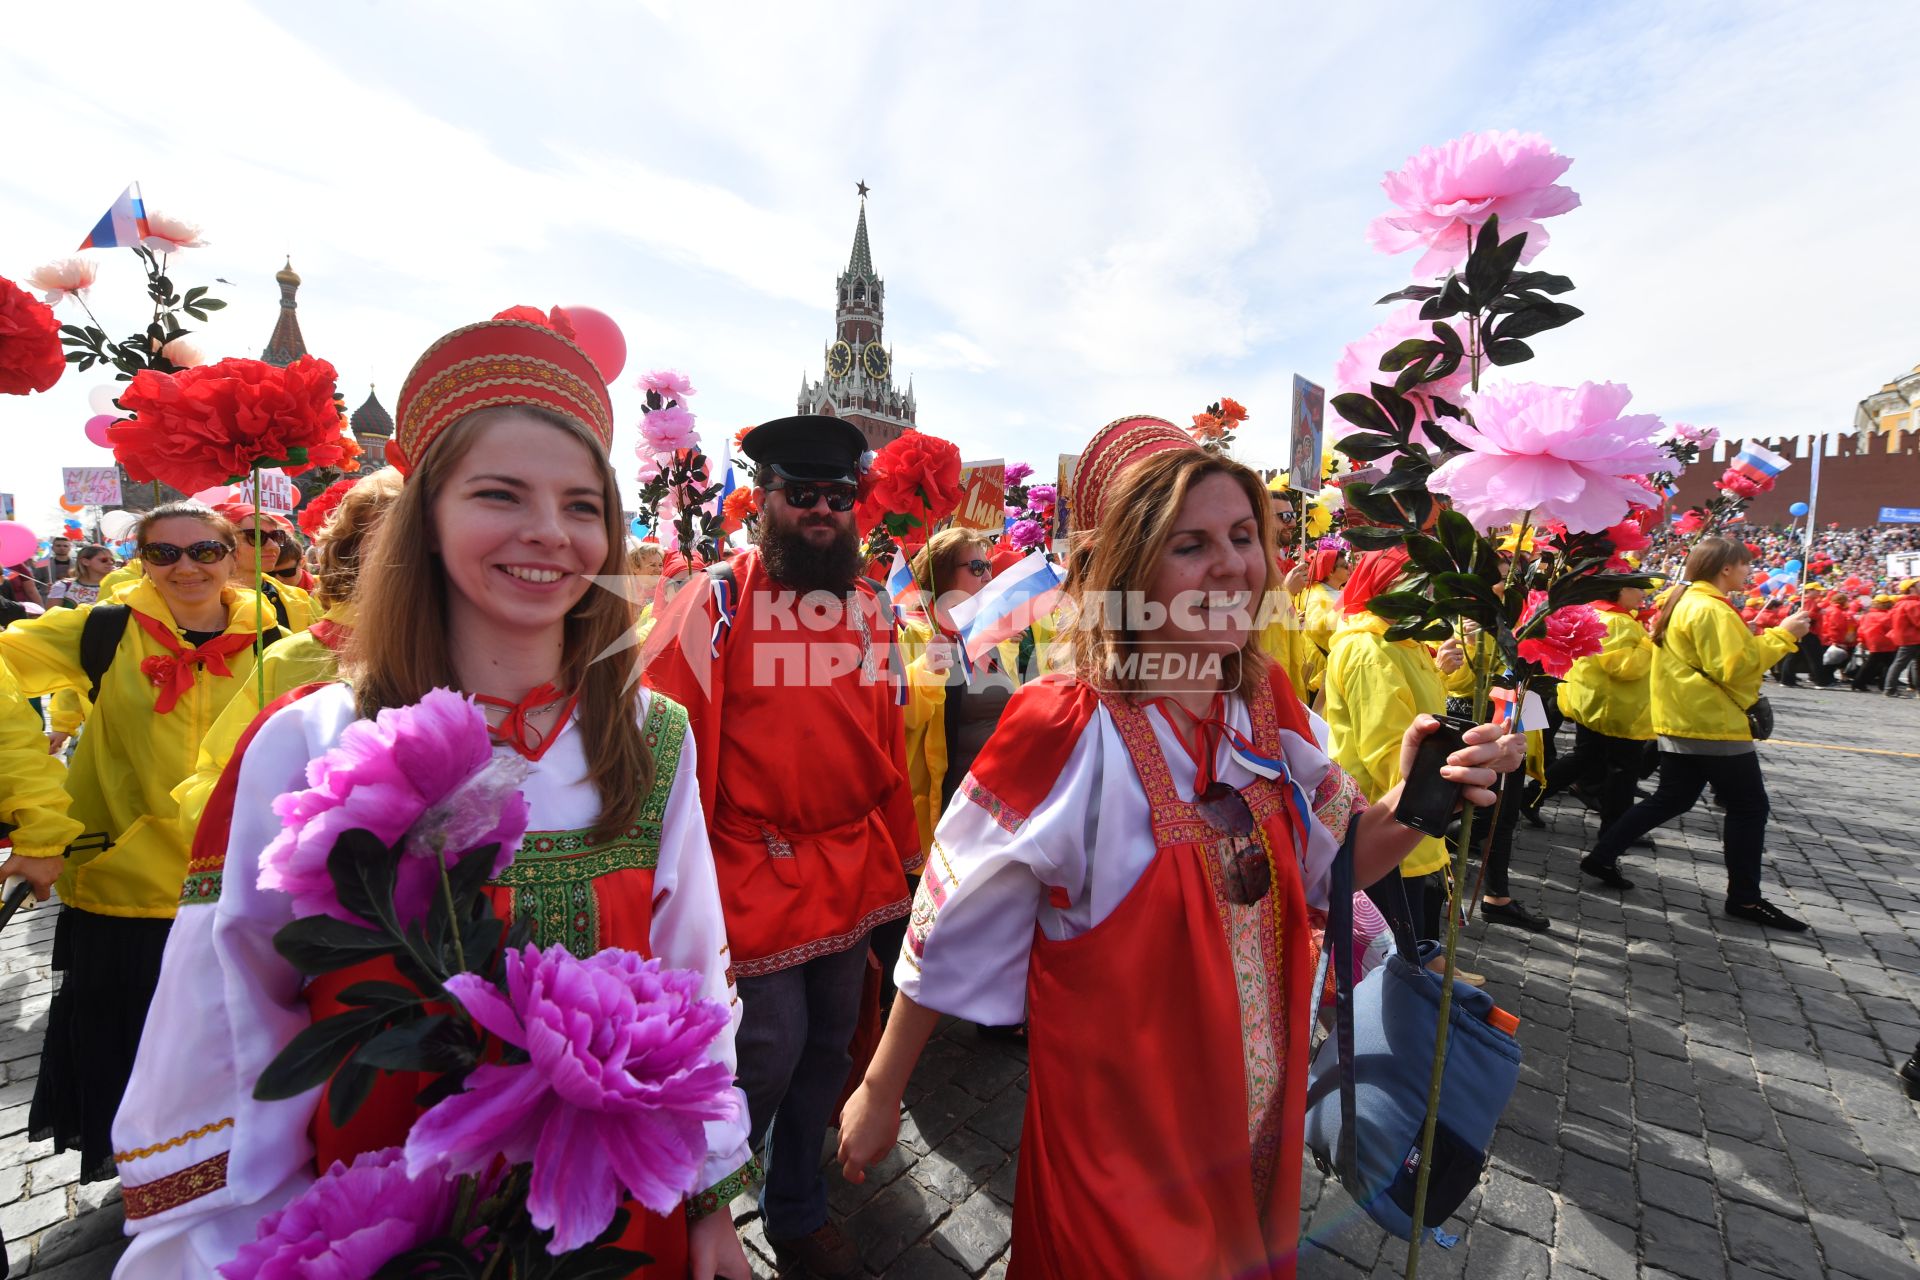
left=1367, top=130, right=1581, bottom=278
left=405, top=944, right=738, bottom=1253
left=640, top=405, right=699, bottom=454
left=1009, top=518, right=1048, bottom=550
left=1666, top=421, right=1719, bottom=452
left=639, top=369, right=696, bottom=400
left=25, top=257, right=97, bottom=305
left=1427, top=382, right=1668, bottom=534
left=141, top=211, right=207, bottom=254
left=1334, top=303, right=1470, bottom=406
left=259, top=688, right=527, bottom=926
left=1517, top=596, right=1607, bottom=678
left=219, top=1147, right=463, bottom=1280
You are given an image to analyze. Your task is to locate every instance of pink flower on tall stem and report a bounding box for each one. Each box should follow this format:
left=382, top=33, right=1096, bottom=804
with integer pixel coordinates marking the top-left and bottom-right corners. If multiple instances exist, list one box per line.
left=1003, top=462, right=1034, bottom=486
left=259, top=688, right=527, bottom=927
left=639, top=369, right=696, bottom=401
left=219, top=1147, right=465, bottom=1280
left=1009, top=518, right=1048, bottom=550
left=141, top=211, right=207, bottom=254
left=25, top=257, right=97, bottom=305
left=1426, top=381, right=1668, bottom=534
left=640, top=405, right=699, bottom=454
left=1025, top=484, right=1057, bottom=514
left=1367, top=130, right=1581, bottom=278
left=1333, top=303, right=1470, bottom=407
left=405, top=944, right=738, bottom=1253
left=1667, top=421, right=1719, bottom=452
left=1714, top=469, right=1772, bottom=500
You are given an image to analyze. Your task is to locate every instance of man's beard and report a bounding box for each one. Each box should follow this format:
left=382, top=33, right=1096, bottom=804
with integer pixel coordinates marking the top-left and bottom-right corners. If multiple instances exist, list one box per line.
left=758, top=514, right=864, bottom=594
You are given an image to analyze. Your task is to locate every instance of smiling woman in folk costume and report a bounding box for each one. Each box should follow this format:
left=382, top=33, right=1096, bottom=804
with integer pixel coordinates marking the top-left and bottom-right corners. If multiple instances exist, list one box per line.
left=111, top=313, right=755, bottom=1280
left=0, top=501, right=285, bottom=1186
left=835, top=416, right=1524, bottom=1279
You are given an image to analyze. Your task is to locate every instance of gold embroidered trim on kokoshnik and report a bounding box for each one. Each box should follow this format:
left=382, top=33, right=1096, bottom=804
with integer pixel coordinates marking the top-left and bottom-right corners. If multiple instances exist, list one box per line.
left=493, top=695, right=687, bottom=957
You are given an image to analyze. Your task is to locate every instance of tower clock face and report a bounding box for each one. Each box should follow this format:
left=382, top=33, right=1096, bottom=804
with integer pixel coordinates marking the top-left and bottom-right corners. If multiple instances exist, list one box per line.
left=863, top=343, right=889, bottom=380
left=827, top=340, right=853, bottom=378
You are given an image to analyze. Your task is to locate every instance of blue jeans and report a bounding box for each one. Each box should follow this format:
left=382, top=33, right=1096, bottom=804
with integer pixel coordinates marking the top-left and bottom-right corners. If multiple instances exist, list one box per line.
left=734, top=937, right=871, bottom=1239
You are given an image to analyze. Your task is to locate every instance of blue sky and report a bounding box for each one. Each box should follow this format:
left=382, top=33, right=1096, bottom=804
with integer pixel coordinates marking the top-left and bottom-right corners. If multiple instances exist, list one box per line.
left=3, top=0, right=1916, bottom=529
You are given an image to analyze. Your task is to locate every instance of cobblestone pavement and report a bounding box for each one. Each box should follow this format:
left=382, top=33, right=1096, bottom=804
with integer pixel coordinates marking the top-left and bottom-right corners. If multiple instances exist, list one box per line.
left=7, top=683, right=1920, bottom=1277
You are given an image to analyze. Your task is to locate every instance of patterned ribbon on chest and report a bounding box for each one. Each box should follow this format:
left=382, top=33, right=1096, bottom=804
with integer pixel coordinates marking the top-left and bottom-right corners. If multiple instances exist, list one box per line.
left=130, top=610, right=255, bottom=714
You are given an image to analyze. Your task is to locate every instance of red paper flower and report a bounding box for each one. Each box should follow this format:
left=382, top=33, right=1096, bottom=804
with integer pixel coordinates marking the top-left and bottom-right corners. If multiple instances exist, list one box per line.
left=111, top=355, right=347, bottom=495
left=0, top=275, right=65, bottom=396
left=299, top=476, right=359, bottom=539
left=855, top=430, right=963, bottom=540
left=1218, top=396, right=1249, bottom=425
left=1713, top=468, right=1772, bottom=500
left=492, top=305, right=576, bottom=341
left=1517, top=596, right=1607, bottom=677
left=1190, top=412, right=1227, bottom=442
left=1675, top=510, right=1706, bottom=536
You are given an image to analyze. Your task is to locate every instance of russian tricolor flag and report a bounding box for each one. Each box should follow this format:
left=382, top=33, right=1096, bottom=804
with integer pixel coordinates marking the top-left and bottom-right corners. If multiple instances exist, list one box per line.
left=1730, top=442, right=1790, bottom=484
left=77, top=184, right=150, bottom=251
left=947, top=550, right=1063, bottom=664
left=885, top=548, right=921, bottom=621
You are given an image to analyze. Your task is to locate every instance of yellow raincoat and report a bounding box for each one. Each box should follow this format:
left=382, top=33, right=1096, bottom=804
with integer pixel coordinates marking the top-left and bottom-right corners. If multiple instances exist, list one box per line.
left=0, top=662, right=80, bottom=859
left=1323, top=612, right=1449, bottom=878
left=1302, top=582, right=1343, bottom=657
left=0, top=578, right=277, bottom=917
left=1653, top=583, right=1797, bottom=741
left=1559, top=606, right=1655, bottom=741
left=173, top=602, right=355, bottom=833
left=1258, top=589, right=1322, bottom=698
left=898, top=617, right=1024, bottom=853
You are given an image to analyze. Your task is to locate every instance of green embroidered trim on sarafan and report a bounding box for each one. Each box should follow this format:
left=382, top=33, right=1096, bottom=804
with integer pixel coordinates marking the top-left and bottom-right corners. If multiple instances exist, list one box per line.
left=686, top=1153, right=764, bottom=1222
left=492, top=694, right=688, bottom=958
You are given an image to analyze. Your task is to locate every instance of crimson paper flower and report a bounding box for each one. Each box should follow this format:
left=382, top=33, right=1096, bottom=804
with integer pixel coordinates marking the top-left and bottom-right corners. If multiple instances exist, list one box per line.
left=111, top=355, right=349, bottom=494
left=0, top=276, right=65, bottom=396
left=1517, top=595, right=1608, bottom=677
left=299, top=476, right=359, bottom=540
left=856, top=429, right=963, bottom=539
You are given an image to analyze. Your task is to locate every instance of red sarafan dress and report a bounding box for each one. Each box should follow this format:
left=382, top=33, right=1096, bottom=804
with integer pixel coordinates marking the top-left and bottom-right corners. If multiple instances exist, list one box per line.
left=898, top=659, right=1368, bottom=1279
left=111, top=685, right=754, bottom=1280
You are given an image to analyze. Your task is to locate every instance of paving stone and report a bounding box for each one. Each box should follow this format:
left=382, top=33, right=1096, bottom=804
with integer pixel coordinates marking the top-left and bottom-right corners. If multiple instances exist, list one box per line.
left=30, top=1200, right=125, bottom=1269
left=1478, top=1167, right=1555, bottom=1244
left=847, top=1177, right=949, bottom=1274
left=1555, top=1204, right=1636, bottom=1279
left=910, top=1127, right=1005, bottom=1205
left=930, top=1188, right=1011, bottom=1274
left=1707, top=1134, right=1806, bottom=1220
left=1806, top=1210, right=1919, bottom=1280
left=885, top=1242, right=970, bottom=1279
left=1722, top=1202, right=1823, bottom=1279
left=1637, top=1161, right=1717, bottom=1227
left=1638, top=1205, right=1729, bottom=1280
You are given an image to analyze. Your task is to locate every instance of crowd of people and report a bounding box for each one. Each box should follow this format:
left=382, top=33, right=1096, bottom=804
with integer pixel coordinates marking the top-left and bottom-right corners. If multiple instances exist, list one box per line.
left=0, top=311, right=1905, bottom=1279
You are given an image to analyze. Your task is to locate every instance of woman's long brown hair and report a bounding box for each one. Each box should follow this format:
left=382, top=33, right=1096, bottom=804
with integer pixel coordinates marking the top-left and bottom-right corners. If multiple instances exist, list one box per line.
left=1062, top=448, right=1274, bottom=698
left=347, top=407, right=649, bottom=838
left=1651, top=535, right=1752, bottom=646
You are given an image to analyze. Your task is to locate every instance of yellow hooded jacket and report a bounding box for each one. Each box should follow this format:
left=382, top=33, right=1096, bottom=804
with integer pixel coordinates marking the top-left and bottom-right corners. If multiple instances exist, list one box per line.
left=1559, top=607, right=1655, bottom=741
left=1323, top=611, right=1449, bottom=878
left=0, top=578, right=278, bottom=917
left=173, top=602, right=355, bottom=833
left=0, top=662, right=81, bottom=859
left=1653, top=583, right=1797, bottom=741
left=1302, top=582, right=1344, bottom=657
left=897, top=617, right=1024, bottom=854
left=1259, top=589, right=1323, bottom=698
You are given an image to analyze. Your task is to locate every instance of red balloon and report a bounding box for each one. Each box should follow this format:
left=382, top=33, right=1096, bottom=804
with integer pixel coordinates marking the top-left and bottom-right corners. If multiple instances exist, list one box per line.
left=84, top=414, right=118, bottom=448
left=561, top=305, right=626, bottom=383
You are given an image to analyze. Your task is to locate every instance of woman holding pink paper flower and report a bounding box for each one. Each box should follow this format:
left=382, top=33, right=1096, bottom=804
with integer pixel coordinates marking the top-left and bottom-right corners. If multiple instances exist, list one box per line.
left=112, top=312, right=754, bottom=1279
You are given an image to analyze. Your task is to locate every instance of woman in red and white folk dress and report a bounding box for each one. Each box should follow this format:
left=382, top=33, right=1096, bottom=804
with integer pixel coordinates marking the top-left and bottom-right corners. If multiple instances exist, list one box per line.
left=110, top=315, right=754, bottom=1280
left=838, top=418, right=1523, bottom=1280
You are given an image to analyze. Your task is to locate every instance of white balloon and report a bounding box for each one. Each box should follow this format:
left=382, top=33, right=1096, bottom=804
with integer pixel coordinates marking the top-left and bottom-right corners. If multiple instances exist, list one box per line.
left=87, top=384, right=125, bottom=416
left=100, top=510, right=139, bottom=540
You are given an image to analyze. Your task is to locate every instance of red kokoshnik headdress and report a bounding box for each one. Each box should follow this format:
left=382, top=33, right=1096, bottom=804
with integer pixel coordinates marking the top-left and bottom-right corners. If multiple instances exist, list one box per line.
left=1069, top=414, right=1196, bottom=534
left=388, top=317, right=615, bottom=475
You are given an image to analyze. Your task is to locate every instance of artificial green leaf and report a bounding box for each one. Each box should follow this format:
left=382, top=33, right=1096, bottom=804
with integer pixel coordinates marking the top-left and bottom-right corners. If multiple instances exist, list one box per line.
left=1369, top=384, right=1417, bottom=436
left=1486, top=338, right=1534, bottom=366
left=1369, top=591, right=1433, bottom=621
left=1330, top=392, right=1395, bottom=437
left=253, top=1006, right=387, bottom=1101
left=1376, top=285, right=1441, bottom=305
left=1378, top=338, right=1437, bottom=373
left=1405, top=538, right=1453, bottom=576
left=328, top=1060, right=379, bottom=1130
left=1436, top=511, right=1483, bottom=571
left=1337, top=434, right=1402, bottom=462
left=353, top=1013, right=478, bottom=1073
left=1507, top=270, right=1575, bottom=295
left=1344, top=525, right=1407, bottom=550
left=272, top=914, right=403, bottom=974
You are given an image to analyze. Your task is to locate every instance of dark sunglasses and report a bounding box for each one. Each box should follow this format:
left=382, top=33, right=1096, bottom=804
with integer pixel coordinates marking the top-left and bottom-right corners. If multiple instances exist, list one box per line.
left=269, top=566, right=303, bottom=583
left=141, top=540, right=233, bottom=567
left=1195, top=782, right=1270, bottom=905
left=239, top=526, right=291, bottom=547
left=960, top=558, right=991, bottom=577
left=772, top=482, right=857, bottom=513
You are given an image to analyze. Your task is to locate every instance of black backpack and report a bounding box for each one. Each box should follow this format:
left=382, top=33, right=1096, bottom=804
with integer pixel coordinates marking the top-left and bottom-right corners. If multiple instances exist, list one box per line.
left=80, top=603, right=288, bottom=702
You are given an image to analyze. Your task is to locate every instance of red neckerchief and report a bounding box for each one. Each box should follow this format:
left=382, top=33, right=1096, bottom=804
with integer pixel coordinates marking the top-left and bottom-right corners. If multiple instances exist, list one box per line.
left=310, top=619, right=351, bottom=653
left=130, top=610, right=257, bottom=714
left=474, top=682, right=579, bottom=761
left=1593, top=601, right=1631, bottom=615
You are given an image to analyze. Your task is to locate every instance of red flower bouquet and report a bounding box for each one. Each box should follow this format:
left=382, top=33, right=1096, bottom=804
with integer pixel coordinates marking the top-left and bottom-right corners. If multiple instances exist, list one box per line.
left=856, top=429, right=963, bottom=544
left=0, top=276, right=65, bottom=396
left=299, top=476, right=359, bottom=539
left=111, top=355, right=347, bottom=494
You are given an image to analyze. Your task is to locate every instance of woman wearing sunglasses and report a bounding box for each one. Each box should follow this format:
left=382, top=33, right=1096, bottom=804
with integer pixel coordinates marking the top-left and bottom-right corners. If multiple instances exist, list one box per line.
left=839, top=418, right=1522, bottom=1279
left=217, top=503, right=321, bottom=632
left=45, top=543, right=117, bottom=608
left=0, top=502, right=282, bottom=1185
left=113, top=314, right=752, bottom=1279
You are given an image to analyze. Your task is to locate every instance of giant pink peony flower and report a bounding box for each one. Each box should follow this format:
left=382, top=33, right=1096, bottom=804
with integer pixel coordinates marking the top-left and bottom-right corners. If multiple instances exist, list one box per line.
left=25, top=257, right=97, bottom=305
left=1427, top=381, right=1668, bottom=534
left=1367, top=130, right=1581, bottom=278
left=405, top=944, right=738, bottom=1253
left=1517, top=595, right=1608, bottom=678
left=259, top=688, right=527, bottom=927
left=1333, top=303, right=1470, bottom=406
left=219, top=1147, right=463, bottom=1280
left=141, top=211, right=207, bottom=254
left=638, top=369, right=696, bottom=401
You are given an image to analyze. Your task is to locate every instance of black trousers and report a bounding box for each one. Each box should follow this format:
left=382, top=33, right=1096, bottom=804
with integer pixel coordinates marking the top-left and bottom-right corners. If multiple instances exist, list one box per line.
left=1796, top=633, right=1836, bottom=685
left=1588, top=750, right=1770, bottom=904
left=1542, top=723, right=1646, bottom=835
left=1481, top=772, right=1524, bottom=900
left=1853, top=650, right=1894, bottom=691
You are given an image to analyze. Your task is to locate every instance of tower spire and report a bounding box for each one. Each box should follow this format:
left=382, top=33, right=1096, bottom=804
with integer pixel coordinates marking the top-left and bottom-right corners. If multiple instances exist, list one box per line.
left=262, top=257, right=308, bottom=367
left=847, top=201, right=874, bottom=280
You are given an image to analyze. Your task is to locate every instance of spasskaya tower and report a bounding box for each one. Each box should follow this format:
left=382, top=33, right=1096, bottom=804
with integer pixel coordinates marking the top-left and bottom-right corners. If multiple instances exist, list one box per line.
left=797, top=185, right=916, bottom=451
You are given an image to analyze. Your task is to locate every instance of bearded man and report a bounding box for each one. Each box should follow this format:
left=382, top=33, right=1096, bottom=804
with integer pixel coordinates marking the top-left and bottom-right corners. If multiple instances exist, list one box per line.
left=645, top=415, right=919, bottom=1279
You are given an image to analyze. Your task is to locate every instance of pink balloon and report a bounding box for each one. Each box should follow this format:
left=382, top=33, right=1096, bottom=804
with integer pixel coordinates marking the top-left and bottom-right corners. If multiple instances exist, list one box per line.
left=562, top=305, right=626, bottom=382
left=84, top=414, right=118, bottom=448
left=0, top=521, right=37, bottom=566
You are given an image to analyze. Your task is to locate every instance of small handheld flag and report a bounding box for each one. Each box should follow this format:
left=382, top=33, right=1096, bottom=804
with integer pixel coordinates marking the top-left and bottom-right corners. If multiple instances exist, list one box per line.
left=1729, top=442, right=1790, bottom=484
left=78, top=184, right=150, bottom=251
left=885, top=549, right=921, bottom=621
left=947, top=550, right=1064, bottom=664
